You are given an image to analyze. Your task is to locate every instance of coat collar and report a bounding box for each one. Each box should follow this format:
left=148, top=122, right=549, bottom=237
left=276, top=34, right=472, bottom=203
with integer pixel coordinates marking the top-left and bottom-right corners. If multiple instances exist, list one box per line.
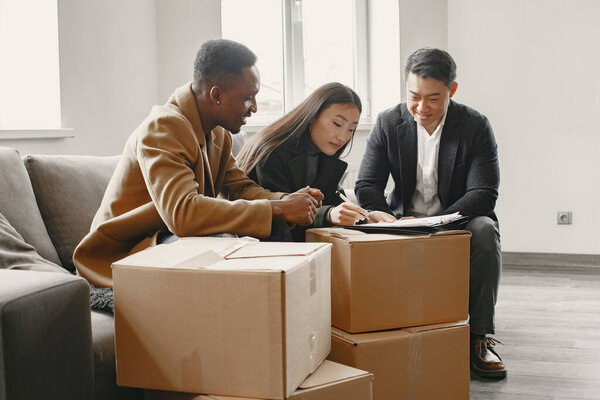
left=396, top=105, right=418, bottom=207
left=438, top=100, right=460, bottom=206
left=286, top=147, right=347, bottom=192
left=168, top=82, right=222, bottom=196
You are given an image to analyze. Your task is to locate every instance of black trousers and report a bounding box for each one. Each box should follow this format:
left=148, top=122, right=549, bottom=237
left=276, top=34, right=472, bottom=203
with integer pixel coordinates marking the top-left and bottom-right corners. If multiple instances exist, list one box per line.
left=464, top=216, right=502, bottom=336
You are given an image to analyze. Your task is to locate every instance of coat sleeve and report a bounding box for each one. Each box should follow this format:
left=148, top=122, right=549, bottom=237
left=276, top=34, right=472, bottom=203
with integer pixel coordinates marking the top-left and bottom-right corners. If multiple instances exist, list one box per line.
left=441, top=116, right=500, bottom=217
left=136, top=116, right=275, bottom=238
left=354, top=114, right=394, bottom=214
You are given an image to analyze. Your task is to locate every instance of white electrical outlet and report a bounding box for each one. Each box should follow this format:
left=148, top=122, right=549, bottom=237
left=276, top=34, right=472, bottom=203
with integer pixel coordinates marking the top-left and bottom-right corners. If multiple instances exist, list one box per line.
left=557, top=211, right=572, bottom=225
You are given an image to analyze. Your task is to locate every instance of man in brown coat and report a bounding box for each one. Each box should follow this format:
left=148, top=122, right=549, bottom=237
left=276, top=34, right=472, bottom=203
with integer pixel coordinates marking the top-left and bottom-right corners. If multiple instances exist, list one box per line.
left=74, top=39, right=322, bottom=287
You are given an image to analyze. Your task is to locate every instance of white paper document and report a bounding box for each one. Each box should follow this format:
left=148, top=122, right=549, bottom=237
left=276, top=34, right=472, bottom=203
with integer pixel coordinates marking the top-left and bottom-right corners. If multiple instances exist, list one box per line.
left=372, top=212, right=464, bottom=228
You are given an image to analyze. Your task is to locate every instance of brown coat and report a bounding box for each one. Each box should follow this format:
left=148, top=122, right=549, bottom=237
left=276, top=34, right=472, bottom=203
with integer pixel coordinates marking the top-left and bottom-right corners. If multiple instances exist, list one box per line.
left=74, top=83, right=283, bottom=287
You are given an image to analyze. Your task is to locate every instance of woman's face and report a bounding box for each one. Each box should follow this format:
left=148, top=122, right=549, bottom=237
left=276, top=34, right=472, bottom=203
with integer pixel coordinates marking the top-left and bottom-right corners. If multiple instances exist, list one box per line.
left=310, top=103, right=360, bottom=156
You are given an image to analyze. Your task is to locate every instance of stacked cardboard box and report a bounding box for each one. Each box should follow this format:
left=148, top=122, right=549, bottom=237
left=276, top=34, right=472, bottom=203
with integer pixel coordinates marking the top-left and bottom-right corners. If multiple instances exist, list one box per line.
left=144, top=360, right=374, bottom=400
left=306, top=227, right=471, bottom=399
left=112, top=237, right=366, bottom=399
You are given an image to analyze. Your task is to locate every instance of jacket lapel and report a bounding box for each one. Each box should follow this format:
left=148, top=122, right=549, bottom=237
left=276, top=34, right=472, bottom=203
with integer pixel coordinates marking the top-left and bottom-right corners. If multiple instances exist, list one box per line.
left=314, top=156, right=347, bottom=193
left=171, top=83, right=217, bottom=197
left=203, top=132, right=217, bottom=197
left=438, top=101, right=459, bottom=207
left=397, top=110, right=418, bottom=207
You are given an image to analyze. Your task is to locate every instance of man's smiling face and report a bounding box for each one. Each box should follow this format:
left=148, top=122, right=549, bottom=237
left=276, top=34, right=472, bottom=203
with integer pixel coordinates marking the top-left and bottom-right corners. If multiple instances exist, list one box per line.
left=406, top=72, right=457, bottom=134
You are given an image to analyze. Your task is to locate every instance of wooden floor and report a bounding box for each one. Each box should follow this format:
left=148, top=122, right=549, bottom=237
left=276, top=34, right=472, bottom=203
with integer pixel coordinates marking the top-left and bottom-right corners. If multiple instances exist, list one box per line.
left=470, top=265, right=600, bottom=399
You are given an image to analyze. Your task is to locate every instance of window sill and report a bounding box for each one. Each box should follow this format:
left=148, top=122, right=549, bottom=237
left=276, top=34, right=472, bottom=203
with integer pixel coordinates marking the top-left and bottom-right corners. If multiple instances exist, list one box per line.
left=0, top=129, right=75, bottom=140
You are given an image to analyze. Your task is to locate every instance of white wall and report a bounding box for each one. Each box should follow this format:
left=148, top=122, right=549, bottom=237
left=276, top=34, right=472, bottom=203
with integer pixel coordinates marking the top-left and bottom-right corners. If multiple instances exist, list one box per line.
left=155, top=0, right=221, bottom=103
left=448, top=0, right=600, bottom=254
left=398, top=0, right=448, bottom=100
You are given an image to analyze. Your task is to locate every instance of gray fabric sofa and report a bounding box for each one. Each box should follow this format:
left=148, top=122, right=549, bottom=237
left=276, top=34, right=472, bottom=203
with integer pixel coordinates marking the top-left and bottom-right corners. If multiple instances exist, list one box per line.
left=0, top=146, right=141, bottom=400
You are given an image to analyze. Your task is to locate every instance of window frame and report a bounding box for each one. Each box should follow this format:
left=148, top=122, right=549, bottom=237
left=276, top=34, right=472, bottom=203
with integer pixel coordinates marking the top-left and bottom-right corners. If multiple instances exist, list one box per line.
left=237, top=0, right=373, bottom=131
left=0, top=0, right=71, bottom=140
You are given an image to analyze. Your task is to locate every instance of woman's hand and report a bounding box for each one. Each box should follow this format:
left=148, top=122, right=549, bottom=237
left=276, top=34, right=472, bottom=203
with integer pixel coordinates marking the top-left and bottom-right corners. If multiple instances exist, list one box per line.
left=329, top=202, right=370, bottom=226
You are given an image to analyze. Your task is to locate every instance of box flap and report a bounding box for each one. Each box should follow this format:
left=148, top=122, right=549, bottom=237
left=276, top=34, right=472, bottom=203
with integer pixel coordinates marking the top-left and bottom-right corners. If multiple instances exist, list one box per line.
left=298, top=360, right=371, bottom=389
left=226, top=242, right=329, bottom=259
left=331, top=326, right=411, bottom=345
left=403, top=321, right=469, bottom=333
left=171, top=250, right=224, bottom=269
left=308, top=227, right=470, bottom=243
left=113, top=237, right=250, bottom=269
left=201, top=256, right=306, bottom=272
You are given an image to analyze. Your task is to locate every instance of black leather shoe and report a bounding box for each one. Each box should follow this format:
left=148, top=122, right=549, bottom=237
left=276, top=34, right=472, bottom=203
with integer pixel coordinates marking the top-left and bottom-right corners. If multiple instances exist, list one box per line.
left=470, top=335, right=507, bottom=379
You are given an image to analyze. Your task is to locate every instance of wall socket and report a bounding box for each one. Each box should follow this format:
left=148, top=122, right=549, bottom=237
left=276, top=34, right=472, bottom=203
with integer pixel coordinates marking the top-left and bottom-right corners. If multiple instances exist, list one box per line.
left=557, top=211, right=572, bottom=225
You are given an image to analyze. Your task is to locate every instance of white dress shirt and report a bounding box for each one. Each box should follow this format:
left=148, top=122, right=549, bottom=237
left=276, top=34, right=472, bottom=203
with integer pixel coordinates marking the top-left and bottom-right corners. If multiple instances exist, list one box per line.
left=406, top=110, right=448, bottom=217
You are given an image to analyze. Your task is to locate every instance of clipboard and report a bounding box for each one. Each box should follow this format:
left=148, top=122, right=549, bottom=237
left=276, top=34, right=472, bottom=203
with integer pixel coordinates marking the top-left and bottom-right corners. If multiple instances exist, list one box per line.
left=343, top=214, right=470, bottom=235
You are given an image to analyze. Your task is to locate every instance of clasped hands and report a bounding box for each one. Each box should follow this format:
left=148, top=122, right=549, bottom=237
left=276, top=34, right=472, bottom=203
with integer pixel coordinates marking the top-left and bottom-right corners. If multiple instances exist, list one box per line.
left=270, top=186, right=324, bottom=226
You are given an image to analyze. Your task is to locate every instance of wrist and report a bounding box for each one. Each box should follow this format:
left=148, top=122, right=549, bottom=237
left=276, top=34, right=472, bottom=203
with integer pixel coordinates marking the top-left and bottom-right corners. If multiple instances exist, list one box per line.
left=269, top=200, right=283, bottom=219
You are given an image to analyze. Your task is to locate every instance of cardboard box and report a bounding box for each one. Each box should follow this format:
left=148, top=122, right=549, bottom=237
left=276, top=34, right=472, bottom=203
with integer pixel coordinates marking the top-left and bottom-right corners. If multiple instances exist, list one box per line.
left=144, top=360, right=374, bottom=400
left=328, top=322, right=469, bottom=400
left=306, top=228, right=470, bottom=333
left=113, top=238, right=332, bottom=399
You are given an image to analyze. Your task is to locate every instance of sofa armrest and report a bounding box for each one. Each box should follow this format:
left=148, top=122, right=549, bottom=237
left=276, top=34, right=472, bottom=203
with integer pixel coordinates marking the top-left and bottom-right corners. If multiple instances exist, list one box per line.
left=0, top=270, right=94, bottom=400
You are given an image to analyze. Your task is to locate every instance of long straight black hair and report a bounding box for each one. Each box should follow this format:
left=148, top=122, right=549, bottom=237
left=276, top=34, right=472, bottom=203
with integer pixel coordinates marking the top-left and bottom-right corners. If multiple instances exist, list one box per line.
left=237, top=82, right=361, bottom=174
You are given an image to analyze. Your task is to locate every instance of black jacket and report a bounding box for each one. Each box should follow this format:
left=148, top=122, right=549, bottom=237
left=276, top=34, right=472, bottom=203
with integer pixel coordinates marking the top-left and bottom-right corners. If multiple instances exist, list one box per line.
left=248, top=138, right=348, bottom=241
left=355, top=100, right=499, bottom=220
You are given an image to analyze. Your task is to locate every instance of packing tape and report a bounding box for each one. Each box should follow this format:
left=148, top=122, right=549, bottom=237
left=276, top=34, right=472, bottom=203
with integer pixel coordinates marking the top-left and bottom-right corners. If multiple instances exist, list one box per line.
left=309, top=256, right=317, bottom=296
left=308, top=331, right=318, bottom=372
left=406, top=334, right=422, bottom=381
left=407, top=294, right=423, bottom=315
left=407, top=241, right=425, bottom=277
left=218, top=236, right=257, bottom=258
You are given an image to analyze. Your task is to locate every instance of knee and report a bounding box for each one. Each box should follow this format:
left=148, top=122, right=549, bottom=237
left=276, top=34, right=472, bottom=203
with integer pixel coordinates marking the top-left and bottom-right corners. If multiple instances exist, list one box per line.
left=466, top=216, right=500, bottom=252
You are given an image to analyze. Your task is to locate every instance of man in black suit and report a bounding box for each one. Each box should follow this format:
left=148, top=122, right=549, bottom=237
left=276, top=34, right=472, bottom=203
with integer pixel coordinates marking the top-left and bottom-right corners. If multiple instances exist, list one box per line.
left=355, top=48, right=505, bottom=380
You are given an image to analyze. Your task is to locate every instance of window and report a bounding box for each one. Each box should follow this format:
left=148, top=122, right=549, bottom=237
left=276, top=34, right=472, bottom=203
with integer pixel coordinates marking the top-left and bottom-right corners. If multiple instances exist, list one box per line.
left=221, top=0, right=284, bottom=121
left=0, top=0, right=61, bottom=130
left=221, top=0, right=373, bottom=125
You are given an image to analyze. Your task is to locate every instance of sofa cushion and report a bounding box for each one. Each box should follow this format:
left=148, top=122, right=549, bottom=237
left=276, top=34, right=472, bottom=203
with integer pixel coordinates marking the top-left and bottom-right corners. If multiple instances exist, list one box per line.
left=0, top=211, right=68, bottom=273
left=24, top=154, right=119, bottom=272
left=0, top=147, right=61, bottom=266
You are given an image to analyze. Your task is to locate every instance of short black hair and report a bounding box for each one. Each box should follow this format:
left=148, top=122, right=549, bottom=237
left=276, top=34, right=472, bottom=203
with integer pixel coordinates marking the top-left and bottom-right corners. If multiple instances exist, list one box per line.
left=193, top=39, right=257, bottom=88
left=404, top=48, right=457, bottom=88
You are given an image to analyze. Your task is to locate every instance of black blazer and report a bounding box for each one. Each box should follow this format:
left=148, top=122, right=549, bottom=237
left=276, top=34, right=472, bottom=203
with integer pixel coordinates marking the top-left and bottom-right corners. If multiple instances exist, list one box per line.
left=248, top=141, right=348, bottom=241
left=355, top=100, right=499, bottom=220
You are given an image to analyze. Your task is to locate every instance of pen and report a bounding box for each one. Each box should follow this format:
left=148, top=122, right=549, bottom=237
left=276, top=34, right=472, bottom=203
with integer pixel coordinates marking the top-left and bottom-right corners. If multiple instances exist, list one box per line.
left=335, top=190, right=372, bottom=221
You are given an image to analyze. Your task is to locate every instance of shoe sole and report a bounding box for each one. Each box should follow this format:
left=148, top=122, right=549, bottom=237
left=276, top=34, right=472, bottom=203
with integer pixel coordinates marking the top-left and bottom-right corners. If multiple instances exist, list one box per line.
left=470, top=365, right=507, bottom=380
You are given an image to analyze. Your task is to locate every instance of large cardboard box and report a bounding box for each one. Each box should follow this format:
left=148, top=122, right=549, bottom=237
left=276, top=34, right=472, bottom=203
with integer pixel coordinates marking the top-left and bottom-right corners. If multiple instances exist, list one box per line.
left=306, top=228, right=470, bottom=333
left=328, top=322, right=469, bottom=400
left=113, top=238, right=332, bottom=399
left=144, top=360, right=374, bottom=400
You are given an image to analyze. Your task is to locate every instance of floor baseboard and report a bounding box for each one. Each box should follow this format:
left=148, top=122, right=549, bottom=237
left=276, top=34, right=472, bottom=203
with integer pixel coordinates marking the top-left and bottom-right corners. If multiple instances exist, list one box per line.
left=502, top=251, right=600, bottom=270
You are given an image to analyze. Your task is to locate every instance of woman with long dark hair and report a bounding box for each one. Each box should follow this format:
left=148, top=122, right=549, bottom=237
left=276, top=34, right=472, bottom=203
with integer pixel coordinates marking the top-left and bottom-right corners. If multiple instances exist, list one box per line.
left=237, top=82, right=391, bottom=241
